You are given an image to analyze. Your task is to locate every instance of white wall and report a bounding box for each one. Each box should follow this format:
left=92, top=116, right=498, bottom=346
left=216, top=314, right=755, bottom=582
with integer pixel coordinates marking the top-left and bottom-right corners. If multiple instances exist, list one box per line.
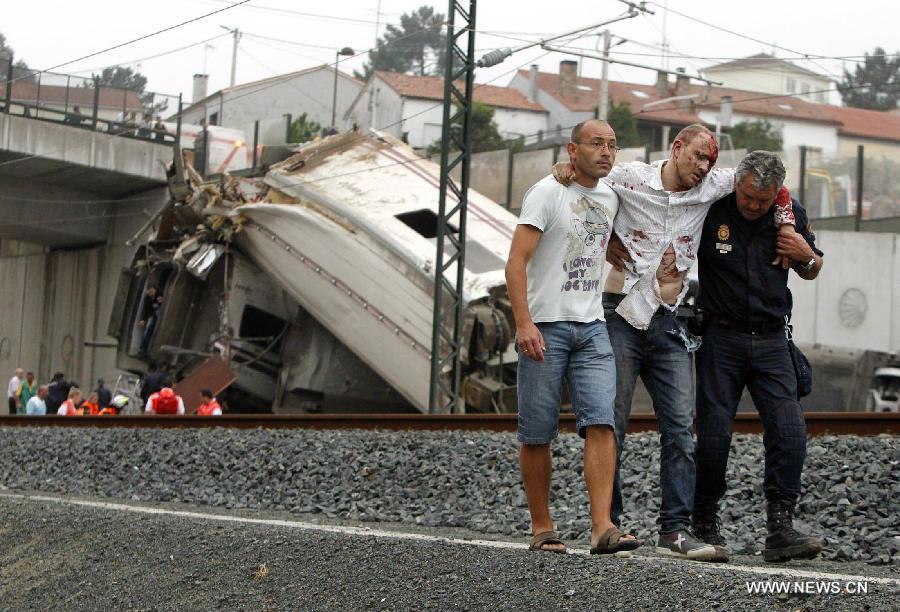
left=353, top=76, right=548, bottom=150
left=509, top=72, right=591, bottom=138
left=698, top=109, right=839, bottom=157
left=789, top=230, right=900, bottom=353
left=701, top=67, right=836, bottom=105
left=181, top=69, right=362, bottom=144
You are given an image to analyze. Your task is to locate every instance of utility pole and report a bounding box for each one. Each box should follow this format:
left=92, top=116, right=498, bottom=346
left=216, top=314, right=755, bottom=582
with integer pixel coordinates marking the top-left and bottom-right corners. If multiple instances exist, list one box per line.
left=221, top=26, right=241, bottom=88
left=598, top=30, right=611, bottom=120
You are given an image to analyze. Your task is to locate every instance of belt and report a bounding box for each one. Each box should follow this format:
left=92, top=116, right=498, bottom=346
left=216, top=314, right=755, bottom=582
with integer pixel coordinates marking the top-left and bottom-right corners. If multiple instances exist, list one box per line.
left=708, top=315, right=784, bottom=335
left=602, top=292, right=694, bottom=318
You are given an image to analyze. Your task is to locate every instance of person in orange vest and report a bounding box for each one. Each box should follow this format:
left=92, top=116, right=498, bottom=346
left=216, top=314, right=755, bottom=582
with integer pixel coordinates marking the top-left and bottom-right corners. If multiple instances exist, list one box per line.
left=145, top=387, right=185, bottom=415
left=78, top=391, right=101, bottom=416
left=57, top=388, right=82, bottom=416
left=99, top=394, right=129, bottom=416
left=196, top=389, right=223, bottom=416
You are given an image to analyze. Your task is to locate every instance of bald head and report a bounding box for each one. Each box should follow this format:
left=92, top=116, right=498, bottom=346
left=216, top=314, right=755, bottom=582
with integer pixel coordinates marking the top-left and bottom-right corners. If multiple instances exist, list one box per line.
left=571, top=119, right=612, bottom=143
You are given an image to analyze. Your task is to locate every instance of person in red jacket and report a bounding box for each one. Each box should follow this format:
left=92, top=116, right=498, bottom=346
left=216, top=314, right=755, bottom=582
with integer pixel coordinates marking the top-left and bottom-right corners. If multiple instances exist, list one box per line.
left=196, top=389, right=223, bottom=416
left=144, top=387, right=185, bottom=415
left=57, top=388, right=82, bottom=416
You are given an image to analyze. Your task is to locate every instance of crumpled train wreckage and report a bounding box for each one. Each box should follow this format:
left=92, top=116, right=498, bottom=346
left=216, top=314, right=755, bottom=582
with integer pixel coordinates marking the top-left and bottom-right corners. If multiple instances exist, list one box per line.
left=109, top=132, right=519, bottom=413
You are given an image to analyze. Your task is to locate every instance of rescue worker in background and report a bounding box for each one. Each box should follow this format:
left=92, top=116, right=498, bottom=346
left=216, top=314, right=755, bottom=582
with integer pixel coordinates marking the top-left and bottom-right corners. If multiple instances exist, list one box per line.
left=78, top=392, right=101, bottom=416
left=145, top=387, right=185, bottom=415
left=96, top=379, right=112, bottom=409
left=99, top=394, right=129, bottom=416
left=58, top=388, right=82, bottom=416
left=196, top=389, right=223, bottom=416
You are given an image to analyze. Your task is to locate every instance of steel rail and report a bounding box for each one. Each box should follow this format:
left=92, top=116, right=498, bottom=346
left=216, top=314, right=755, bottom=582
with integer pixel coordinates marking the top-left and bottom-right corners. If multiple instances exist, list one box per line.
left=0, top=412, right=896, bottom=436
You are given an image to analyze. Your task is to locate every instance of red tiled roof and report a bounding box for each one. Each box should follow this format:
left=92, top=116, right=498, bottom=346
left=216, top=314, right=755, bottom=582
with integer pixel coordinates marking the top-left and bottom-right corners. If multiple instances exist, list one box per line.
left=0, top=81, right=143, bottom=110
left=518, top=69, right=843, bottom=127
left=376, top=71, right=547, bottom=113
left=816, top=105, right=900, bottom=144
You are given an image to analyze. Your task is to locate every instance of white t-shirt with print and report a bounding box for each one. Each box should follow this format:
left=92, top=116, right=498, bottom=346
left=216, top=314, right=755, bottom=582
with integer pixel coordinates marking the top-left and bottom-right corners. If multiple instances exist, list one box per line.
left=517, top=175, right=619, bottom=323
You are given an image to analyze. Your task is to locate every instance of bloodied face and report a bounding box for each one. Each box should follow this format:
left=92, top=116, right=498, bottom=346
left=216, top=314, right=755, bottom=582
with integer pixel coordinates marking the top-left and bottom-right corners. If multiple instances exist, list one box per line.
left=672, top=132, right=718, bottom=190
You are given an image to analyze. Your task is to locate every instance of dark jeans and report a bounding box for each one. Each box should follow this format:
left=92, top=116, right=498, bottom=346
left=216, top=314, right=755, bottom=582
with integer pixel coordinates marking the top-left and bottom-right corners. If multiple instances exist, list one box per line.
left=604, top=294, right=696, bottom=534
left=140, top=314, right=158, bottom=354
left=7, top=397, right=15, bottom=415
left=694, top=324, right=807, bottom=513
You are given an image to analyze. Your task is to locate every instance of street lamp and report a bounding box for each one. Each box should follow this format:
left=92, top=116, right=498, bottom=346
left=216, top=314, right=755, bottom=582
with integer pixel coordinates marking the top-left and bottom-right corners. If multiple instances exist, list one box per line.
left=331, top=46, right=355, bottom=131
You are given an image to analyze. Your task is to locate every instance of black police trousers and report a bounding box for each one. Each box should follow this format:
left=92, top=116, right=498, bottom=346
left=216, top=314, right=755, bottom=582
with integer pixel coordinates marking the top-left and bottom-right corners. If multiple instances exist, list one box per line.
left=694, top=323, right=807, bottom=512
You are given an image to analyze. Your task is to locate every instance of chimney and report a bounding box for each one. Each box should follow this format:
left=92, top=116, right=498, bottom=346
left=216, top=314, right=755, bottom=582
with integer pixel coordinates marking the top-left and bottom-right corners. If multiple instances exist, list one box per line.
left=559, top=60, right=578, bottom=99
left=675, top=67, right=690, bottom=97
left=528, top=65, right=539, bottom=102
left=719, top=95, right=733, bottom=129
left=192, top=74, right=209, bottom=103
left=655, top=71, right=669, bottom=98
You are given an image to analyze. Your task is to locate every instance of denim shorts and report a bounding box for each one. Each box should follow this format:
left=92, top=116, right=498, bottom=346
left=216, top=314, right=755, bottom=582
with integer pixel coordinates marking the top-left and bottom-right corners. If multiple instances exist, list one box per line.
left=516, top=319, right=616, bottom=444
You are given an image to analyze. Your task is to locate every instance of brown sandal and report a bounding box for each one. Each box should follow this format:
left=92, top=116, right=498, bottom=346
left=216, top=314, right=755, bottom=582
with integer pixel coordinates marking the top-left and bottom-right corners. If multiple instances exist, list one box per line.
left=590, top=526, right=642, bottom=554
left=529, top=530, right=567, bottom=554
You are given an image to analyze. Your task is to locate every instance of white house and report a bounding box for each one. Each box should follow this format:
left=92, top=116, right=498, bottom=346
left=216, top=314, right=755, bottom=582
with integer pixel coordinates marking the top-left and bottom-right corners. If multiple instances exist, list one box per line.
left=176, top=66, right=363, bottom=145
left=700, top=53, right=837, bottom=105
left=347, top=70, right=548, bottom=150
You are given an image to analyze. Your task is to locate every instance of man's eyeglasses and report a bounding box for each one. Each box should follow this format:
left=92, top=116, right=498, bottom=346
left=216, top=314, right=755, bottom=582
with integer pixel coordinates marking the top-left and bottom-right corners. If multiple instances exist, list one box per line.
left=572, top=140, right=621, bottom=152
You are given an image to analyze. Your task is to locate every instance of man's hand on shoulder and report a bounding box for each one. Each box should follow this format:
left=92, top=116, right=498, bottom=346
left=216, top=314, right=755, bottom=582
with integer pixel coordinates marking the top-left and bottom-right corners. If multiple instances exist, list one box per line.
left=771, top=224, right=796, bottom=269
left=552, top=161, right=575, bottom=187
left=517, top=322, right=546, bottom=362
left=606, top=232, right=631, bottom=272
left=777, top=227, right=816, bottom=265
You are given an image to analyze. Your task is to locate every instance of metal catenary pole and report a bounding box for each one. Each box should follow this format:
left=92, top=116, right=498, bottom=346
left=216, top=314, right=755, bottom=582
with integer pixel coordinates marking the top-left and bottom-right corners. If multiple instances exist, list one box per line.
left=429, top=0, right=477, bottom=414
left=855, top=145, right=864, bottom=231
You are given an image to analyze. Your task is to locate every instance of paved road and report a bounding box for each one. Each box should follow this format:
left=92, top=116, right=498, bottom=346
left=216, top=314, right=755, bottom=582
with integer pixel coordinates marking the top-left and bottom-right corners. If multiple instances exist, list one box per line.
left=0, top=493, right=895, bottom=611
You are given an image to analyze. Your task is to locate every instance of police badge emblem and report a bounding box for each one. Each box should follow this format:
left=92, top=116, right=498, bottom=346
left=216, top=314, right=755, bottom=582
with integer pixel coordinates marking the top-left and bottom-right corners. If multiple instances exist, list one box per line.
left=717, top=224, right=730, bottom=241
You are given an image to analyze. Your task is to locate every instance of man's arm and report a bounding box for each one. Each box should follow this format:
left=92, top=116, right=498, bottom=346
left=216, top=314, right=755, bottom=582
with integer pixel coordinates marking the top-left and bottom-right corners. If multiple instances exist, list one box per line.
left=505, top=224, right=545, bottom=362
left=777, top=231, right=823, bottom=280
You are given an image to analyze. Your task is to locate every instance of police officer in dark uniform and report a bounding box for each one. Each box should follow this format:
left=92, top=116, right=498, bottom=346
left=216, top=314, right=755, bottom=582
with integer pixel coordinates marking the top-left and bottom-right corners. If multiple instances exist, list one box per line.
left=691, top=151, right=824, bottom=563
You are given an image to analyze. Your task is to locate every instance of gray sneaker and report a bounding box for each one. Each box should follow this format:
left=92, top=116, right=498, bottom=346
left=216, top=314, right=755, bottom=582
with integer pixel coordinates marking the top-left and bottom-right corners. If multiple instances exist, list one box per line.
left=656, top=530, right=719, bottom=561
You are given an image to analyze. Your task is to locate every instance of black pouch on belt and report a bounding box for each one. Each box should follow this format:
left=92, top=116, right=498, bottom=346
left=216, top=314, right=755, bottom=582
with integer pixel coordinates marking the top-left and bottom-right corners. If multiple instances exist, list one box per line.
left=785, top=318, right=812, bottom=398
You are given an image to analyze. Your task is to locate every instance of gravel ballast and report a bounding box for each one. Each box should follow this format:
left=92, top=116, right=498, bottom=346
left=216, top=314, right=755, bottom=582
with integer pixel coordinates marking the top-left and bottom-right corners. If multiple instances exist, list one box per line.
left=0, top=495, right=894, bottom=611
left=0, top=427, right=897, bottom=565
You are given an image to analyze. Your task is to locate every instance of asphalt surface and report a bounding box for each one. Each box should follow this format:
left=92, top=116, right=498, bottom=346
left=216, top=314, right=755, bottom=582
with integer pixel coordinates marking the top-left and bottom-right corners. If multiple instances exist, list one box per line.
left=0, top=493, right=895, bottom=611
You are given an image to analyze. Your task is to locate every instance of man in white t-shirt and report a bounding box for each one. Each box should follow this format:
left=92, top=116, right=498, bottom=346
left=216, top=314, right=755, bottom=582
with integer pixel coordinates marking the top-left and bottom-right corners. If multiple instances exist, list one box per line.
left=7, top=368, right=23, bottom=414
left=505, top=119, right=638, bottom=555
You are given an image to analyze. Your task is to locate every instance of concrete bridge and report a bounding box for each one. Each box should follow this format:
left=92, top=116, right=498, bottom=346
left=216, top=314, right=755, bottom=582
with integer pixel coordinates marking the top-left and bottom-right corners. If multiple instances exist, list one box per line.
left=0, top=113, right=169, bottom=247
left=0, top=113, right=170, bottom=397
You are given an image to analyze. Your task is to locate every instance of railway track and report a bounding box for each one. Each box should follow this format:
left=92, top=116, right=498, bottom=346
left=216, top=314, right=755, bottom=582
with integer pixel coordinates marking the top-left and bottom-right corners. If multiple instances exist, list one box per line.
left=0, top=412, right=896, bottom=435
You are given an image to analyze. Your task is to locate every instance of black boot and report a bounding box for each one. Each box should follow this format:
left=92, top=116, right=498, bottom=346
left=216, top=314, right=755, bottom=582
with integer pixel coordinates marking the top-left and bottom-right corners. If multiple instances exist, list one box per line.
left=764, top=499, right=823, bottom=563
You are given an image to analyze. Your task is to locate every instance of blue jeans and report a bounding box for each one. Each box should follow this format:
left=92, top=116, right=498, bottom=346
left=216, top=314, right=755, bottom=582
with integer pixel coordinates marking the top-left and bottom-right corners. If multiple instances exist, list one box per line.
left=516, top=319, right=616, bottom=444
left=604, top=294, right=696, bottom=534
left=694, top=324, right=807, bottom=513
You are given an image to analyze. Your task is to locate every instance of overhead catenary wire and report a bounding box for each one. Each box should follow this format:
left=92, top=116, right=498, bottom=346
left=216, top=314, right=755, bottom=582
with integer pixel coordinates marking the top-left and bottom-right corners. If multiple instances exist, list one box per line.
left=21, top=0, right=252, bottom=81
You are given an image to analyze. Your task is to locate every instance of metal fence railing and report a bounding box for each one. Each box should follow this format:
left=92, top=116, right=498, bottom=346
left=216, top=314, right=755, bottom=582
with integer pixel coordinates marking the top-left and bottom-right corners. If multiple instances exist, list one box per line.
left=0, top=56, right=182, bottom=144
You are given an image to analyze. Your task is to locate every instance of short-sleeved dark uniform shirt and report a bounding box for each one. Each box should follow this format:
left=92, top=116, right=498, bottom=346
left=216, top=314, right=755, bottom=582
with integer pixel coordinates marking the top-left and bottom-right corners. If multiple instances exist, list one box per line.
left=697, top=195, right=823, bottom=326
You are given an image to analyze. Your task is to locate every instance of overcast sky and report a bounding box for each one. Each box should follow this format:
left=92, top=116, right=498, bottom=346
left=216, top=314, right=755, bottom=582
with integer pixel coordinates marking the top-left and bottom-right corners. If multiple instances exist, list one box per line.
left=3, top=0, right=896, bottom=105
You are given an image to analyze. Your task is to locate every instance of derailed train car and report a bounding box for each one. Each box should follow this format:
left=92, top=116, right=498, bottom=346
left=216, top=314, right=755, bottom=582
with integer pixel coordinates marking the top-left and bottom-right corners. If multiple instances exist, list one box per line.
left=108, top=131, right=519, bottom=413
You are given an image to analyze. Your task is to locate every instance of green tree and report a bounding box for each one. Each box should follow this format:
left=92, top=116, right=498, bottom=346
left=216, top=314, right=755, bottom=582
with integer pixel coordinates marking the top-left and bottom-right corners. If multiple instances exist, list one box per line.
left=838, top=47, right=900, bottom=111
left=727, top=119, right=783, bottom=152
left=605, top=101, right=641, bottom=147
left=428, top=101, right=507, bottom=154
left=0, top=31, right=33, bottom=81
left=355, top=5, right=447, bottom=80
left=289, top=112, right=322, bottom=143
left=93, top=66, right=148, bottom=93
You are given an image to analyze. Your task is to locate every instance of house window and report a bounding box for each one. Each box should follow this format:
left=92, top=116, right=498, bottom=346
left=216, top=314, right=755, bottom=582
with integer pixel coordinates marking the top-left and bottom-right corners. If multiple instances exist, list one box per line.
left=786, top=77, right=796, bottom=93
left=209, top=112, right=219, bottom=126
left=801, top=83, right=810, bottom=95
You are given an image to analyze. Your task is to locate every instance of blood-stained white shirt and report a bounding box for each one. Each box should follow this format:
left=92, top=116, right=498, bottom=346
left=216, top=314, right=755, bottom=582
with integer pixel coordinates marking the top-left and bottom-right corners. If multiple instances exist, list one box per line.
left=602, top=161, right=794, bottom=329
